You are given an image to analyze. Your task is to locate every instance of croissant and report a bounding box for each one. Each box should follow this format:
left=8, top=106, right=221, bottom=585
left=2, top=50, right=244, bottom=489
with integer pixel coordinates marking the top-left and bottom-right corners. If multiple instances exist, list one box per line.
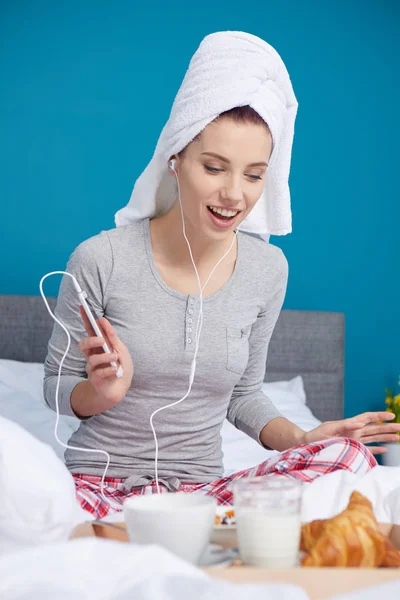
left=301, top=491, right=400, bottom=567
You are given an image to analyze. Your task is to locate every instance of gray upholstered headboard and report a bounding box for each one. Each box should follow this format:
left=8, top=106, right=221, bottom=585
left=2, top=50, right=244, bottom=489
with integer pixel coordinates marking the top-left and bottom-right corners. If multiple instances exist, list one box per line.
left=0, top=294, right=344, bottom=422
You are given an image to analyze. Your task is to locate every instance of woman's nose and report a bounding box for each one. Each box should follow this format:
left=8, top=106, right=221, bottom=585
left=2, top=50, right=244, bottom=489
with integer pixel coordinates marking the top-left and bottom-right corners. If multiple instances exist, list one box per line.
left=223, top=175, right=244, bottom=204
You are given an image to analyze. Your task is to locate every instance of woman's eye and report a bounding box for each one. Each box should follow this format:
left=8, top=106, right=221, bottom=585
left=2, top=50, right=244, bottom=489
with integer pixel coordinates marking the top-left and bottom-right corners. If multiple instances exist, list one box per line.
left=204, top=165, right=222, bottom=173
left=204, top=165, right=263, bottom=180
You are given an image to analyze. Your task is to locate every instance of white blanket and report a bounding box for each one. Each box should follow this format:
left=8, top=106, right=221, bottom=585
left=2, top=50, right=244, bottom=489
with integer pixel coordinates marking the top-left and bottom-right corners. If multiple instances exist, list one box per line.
left=0, top=416, right=84, bottom=555
left=0, top=538, right=308, bottom=600
left=2, top=413, right=400, bottom=599
left=301, top=466, right=400, bottom=524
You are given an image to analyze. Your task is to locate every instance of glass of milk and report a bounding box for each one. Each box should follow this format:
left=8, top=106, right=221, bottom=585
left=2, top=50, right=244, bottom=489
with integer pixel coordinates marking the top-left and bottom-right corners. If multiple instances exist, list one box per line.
left=233, top=477, right=302, bottom=568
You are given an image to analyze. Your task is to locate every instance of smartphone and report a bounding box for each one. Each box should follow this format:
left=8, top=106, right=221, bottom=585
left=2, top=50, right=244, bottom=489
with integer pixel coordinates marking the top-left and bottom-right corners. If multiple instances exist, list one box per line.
left=79, top=291, right=123, bottom=379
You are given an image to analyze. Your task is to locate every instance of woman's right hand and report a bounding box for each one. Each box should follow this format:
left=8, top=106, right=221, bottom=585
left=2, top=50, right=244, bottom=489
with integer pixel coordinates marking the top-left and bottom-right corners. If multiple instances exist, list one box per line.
left=77, top=306, right=134, bottom=410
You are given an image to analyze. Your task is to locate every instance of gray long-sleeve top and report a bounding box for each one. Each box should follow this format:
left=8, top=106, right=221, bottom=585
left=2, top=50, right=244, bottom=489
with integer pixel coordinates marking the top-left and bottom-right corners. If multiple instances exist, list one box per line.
left=43, top=218, right=288, bottom=486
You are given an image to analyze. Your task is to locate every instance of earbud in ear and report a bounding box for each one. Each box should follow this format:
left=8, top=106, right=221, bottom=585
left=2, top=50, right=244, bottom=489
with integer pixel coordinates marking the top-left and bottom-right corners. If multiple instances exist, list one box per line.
left=169, top=158, right=176, bottom=172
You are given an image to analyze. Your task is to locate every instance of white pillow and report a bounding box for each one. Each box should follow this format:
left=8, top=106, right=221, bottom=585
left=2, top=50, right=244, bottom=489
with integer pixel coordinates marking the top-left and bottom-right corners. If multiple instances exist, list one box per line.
left=221, top=376, right=321, bottom=474
left=262, top=375, right=321, bottom=432
left=0, top=360, right=80, bottom=460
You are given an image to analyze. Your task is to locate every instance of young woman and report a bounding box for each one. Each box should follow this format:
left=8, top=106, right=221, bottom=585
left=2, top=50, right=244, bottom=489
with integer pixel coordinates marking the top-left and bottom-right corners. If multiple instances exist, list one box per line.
left=44, top=33, right=398, bottom=518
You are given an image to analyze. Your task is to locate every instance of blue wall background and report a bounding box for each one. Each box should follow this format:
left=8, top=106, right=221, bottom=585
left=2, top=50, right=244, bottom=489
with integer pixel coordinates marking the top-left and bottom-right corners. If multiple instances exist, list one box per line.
left=1, top=0, right=399, bottom=418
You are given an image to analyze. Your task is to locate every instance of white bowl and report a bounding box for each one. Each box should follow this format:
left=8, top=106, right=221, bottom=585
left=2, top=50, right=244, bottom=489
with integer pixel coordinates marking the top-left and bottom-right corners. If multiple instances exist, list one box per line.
left=123, top=492, right=216, bottom=565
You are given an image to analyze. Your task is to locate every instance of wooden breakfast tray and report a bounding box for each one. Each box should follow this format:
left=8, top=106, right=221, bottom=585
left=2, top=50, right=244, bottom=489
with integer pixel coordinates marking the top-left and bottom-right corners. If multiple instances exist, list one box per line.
left=208, top=566, right=400, bottom=599
left=71, top=520, right=400, bottom=599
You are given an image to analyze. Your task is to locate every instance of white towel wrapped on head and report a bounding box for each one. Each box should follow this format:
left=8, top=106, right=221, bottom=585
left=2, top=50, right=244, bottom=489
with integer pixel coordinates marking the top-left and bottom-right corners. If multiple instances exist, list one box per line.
left=115, top=31, right=298, bottom=236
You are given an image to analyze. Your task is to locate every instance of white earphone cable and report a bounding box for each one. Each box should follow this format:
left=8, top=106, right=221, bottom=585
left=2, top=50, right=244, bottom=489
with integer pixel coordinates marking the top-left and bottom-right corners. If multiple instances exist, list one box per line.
left=40, top=164, right=241, bottom=507
left=39, top=272, right=121, bottom=511
left=149, top=165, right=240, bottom=493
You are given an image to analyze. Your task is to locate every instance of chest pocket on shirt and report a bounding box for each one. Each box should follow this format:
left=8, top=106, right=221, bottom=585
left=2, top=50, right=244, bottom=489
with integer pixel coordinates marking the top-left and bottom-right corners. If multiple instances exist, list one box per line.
left=226, top=325, right=252, bottom=376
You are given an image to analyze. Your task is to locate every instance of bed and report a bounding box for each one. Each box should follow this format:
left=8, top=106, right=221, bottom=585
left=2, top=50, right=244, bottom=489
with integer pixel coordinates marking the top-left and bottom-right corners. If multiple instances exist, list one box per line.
left=0, top=293, right=344, bottom=472
left=4, top=294, right=400, bottom=599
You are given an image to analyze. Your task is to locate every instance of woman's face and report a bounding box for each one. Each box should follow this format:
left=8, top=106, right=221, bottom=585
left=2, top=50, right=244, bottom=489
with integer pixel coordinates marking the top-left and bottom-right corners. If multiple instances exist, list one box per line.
left=172, top=118, right=272, bottom=240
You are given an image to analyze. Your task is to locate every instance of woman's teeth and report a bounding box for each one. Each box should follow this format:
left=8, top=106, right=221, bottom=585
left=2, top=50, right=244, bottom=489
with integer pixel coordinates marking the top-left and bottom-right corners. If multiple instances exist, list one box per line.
left=208, top=206, right=239, bottom=218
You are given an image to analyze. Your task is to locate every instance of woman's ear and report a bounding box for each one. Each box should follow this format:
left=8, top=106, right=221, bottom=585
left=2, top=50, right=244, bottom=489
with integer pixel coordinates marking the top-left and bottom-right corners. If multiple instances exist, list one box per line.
left=168, top=155, right=177, bottom=175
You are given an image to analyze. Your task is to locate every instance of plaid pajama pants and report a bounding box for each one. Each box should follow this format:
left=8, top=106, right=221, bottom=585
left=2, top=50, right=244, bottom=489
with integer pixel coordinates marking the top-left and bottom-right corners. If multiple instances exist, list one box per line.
left=73, top=437, right=377, bottom=519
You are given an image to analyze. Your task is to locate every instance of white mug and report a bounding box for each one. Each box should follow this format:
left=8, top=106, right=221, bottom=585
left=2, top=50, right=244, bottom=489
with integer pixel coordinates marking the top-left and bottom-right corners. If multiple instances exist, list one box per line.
left=123, top=492, right=216, bottom=565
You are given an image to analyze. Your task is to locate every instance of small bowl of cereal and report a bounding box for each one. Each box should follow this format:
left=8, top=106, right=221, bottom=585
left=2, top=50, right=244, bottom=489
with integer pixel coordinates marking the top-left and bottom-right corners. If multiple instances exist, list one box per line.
left=210, top=506, right=237, bottom=548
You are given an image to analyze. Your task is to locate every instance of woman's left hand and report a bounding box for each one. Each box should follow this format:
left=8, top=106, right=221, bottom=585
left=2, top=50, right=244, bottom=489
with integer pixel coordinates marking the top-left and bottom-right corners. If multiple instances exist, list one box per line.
left=304, top=412, right=400, bottom=454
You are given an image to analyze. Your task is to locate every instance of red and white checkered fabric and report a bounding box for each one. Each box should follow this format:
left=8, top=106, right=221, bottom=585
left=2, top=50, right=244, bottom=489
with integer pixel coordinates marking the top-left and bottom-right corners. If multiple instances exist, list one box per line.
left=73, top=437, right=377, bottom=519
